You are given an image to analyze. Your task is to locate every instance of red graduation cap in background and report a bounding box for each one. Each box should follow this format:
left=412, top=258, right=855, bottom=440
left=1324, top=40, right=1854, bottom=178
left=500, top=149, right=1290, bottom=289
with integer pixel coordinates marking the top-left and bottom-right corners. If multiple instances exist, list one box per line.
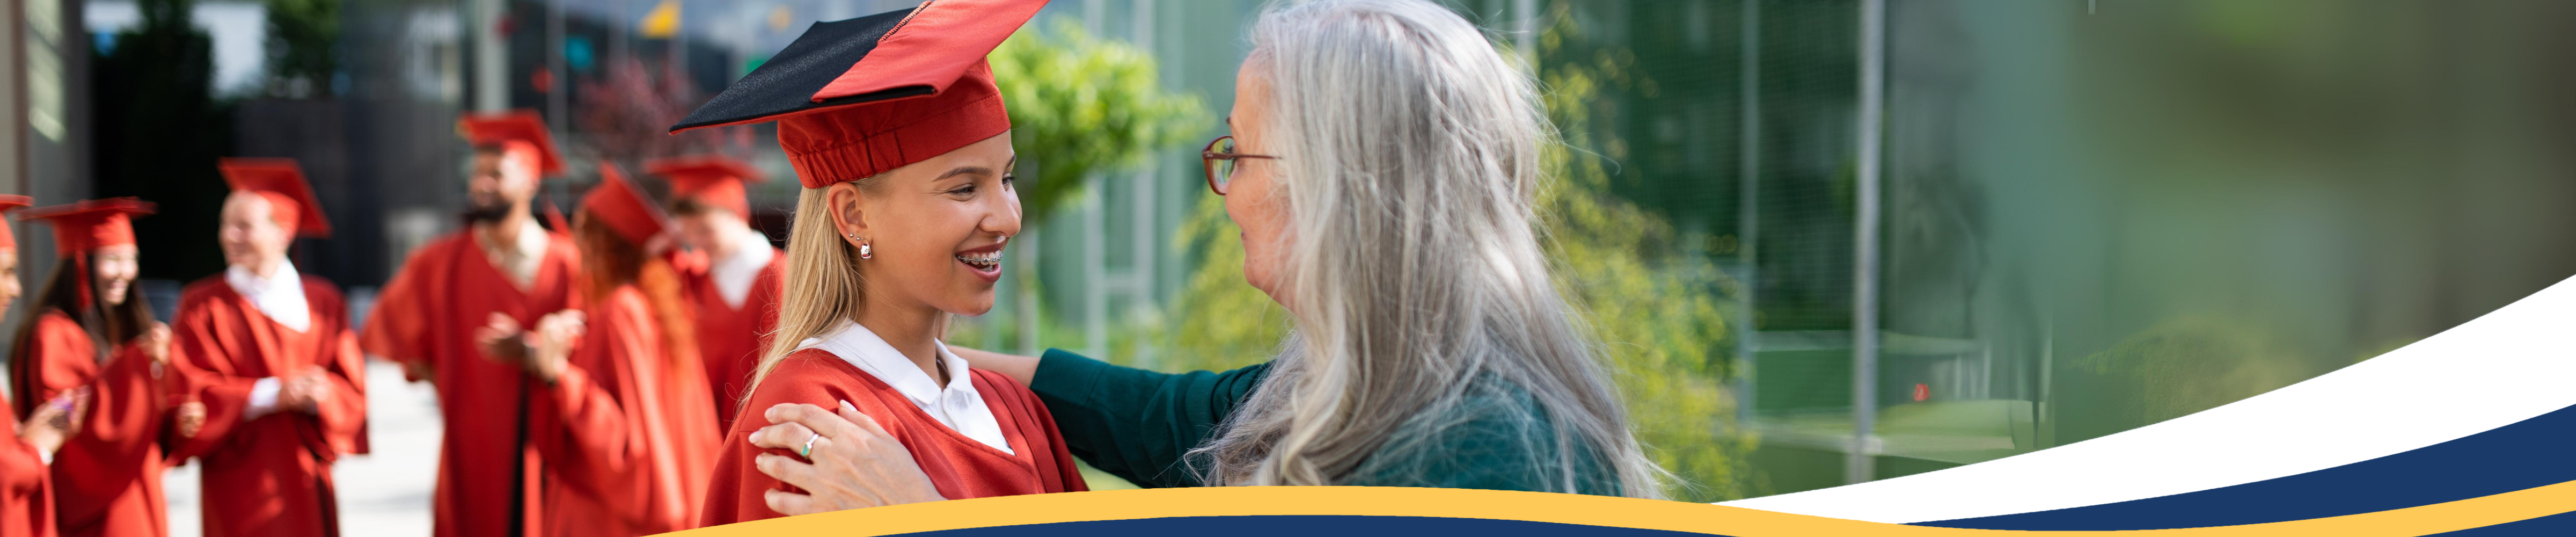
left=581, top=163, right=669, bottom=245
left=669, top=0, right=1044, bottom=188
left=219, top=157, right=332, bottom=238
left=459, top=110, right=566, bottom=176
left=646, top=155, right=766, bottom=217
left=20, top=198, right=155, bottom=256
left=0, top=195, right=29, bottom=251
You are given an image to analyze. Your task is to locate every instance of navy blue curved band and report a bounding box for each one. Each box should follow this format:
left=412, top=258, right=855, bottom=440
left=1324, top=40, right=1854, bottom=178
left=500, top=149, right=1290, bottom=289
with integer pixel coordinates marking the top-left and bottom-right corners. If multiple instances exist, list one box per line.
left=1916, top=403, right=2576, bottom=530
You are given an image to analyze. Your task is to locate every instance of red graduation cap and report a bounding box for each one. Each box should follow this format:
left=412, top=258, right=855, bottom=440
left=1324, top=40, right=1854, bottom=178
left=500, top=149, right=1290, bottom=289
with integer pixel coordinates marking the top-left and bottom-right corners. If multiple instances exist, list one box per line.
left=19, top=198, right=155, bottom=256
left=645, top=155, right=765, bottom=217
left=580, top=163, right=668, bottom=245
left=218, top=157, right=331, bottom=238
left=459, top=110, right=566, bottom=176
left=0, top=195, right=30, bottom=250
left=669, top=0, right=1044, bottom=188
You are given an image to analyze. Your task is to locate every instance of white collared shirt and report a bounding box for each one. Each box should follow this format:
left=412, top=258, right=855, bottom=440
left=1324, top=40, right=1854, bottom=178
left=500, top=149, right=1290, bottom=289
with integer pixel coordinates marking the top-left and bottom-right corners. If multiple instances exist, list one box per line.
left=707, top=227, right=775, bottom=309
left=793, top=321, right=1012, bottom=454
left=477, top=218, right=550, bottom=288
left=224, top=260, right=311, bottom=332
left=224, top=259, right=310, bottom=420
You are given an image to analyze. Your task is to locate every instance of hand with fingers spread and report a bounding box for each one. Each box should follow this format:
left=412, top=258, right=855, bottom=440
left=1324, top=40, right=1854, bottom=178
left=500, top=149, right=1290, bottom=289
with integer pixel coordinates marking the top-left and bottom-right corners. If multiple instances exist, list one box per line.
left=748, top=401, right=947, bottom=514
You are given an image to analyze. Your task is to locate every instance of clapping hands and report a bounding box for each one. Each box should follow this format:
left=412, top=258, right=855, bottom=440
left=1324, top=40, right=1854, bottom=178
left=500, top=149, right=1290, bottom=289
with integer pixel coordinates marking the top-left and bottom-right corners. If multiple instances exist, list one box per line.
left=275, top=370, right=333, bottom=414
left=474, top=311, right=585, bottom=382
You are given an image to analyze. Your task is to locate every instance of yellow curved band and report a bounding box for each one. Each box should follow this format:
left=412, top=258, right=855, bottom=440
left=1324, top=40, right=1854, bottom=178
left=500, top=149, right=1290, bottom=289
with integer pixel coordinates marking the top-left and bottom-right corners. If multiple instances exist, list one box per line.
left=665, top=479, right=2576, bottom=536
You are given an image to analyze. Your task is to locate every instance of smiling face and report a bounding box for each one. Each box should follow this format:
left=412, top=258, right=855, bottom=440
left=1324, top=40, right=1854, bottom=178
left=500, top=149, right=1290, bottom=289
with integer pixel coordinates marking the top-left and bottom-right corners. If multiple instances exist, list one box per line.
left=672, top=204, right=747, bottom=258
left=826, top=132, right=1022, bottom=316
left=91, top=244, right=139, bottom=306
left=466, top=146, right=539, bottom=220
left=1226, top=61, right=1294, bottom=307
left=218, top=192, right=293, bottom=274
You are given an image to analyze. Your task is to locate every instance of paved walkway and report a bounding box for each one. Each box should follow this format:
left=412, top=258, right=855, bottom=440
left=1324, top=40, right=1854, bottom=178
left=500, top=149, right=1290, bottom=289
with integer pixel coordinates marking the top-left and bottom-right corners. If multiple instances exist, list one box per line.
left=164, top=360, right=440, bottom=537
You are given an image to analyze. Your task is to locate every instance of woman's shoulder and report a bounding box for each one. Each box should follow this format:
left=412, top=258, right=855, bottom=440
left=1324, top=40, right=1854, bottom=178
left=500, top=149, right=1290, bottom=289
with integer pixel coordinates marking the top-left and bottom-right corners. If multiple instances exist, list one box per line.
left=32, top=309, right=77, bottom=329
left=29, top=310, right=90, bottom=349
left=1345, top=386, right=1616, bottom=494
left=738, top=349, right=906, bottom=410
left=965, top=367, right=1041, bottom=407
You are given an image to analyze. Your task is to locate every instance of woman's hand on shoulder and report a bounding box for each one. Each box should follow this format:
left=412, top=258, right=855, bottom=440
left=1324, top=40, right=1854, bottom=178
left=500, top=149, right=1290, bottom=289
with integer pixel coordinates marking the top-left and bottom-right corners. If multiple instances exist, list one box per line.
left=748, top=401, right=947, bottom=514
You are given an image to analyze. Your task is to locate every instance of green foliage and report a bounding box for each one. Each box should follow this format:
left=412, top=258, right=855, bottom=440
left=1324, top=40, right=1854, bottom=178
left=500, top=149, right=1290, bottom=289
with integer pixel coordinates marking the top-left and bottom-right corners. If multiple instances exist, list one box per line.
left=989, top=19, right=1211, bottom=223
left=1158, top=194, right=1292, bottom=374
left=1531, top=2, right=1755, bottom=502
left=265, top=0, right=340, bottom=97
left=2077, top=317, right=2308, bottom=430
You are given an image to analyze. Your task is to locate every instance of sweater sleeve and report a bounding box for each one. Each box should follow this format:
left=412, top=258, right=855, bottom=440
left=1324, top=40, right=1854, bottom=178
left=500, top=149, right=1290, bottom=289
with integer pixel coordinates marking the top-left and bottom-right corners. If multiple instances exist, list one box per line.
left=1024, top=349, right=1270, bottom=488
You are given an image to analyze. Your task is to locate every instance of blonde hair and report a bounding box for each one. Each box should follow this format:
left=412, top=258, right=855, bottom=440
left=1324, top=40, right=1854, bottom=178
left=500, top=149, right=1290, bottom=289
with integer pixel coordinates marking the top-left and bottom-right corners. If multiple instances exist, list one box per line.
left=743, top=178, right=884, bottom=405
left=1191, top=0, right=1666, bottom=497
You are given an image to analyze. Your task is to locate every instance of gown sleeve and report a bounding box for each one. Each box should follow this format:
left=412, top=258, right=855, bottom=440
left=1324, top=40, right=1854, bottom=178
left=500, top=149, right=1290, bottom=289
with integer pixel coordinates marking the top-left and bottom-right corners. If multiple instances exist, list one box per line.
left=0, top=401, right=45, bottom=500
left=359, top=244, right=438, bottom=375
left=165, top=305, right=252, bottom=460
left=48, top=342, right=166, bottom=512
left=1024, top=349, right=1271, bottom=488
left=529, top=297, right=653, bottom=517
left=311, top=328, right=369, bottom=457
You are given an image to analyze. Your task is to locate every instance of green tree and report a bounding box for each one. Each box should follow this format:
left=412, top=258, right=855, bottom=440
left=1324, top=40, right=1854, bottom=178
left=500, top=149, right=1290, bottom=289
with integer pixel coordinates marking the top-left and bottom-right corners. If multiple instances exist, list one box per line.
left=1531, top=3, right=1757, bottom=502
left=265, top=0, right=339, bottom=97
left=989, top=19, right=1210, bottom=223
left=983, top=19, right=1209, bottom=353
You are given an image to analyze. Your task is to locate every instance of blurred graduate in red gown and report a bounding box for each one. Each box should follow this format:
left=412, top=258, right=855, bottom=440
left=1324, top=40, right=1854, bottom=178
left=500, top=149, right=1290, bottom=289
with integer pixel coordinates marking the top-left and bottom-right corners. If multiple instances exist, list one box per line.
left=0, top=194, right=82, bottom=537
left=358, top=111, right=582, bottom=537
left=478, top=165, right=718, bottom=536
left=646, top=156, right=782, bottom=429
left=163, top=159, right=367, bottom=537
left=8, top=199, right=188, bottom=537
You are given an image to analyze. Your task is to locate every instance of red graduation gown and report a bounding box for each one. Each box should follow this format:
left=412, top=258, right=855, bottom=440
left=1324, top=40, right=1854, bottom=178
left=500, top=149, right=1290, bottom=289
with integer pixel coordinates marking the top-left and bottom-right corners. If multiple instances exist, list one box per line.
left=10, top=311, right=174, bottom=537
left=529, top=286, right=718, bottom=536
left=0, top=393, right=54, bottom=537
left=672, top=248, right=785, bottom=429
left=701, top=349, right=1086, bottom=526
left=165, top=276, right=367, bottom=537
left=358, top=231, right=580, bottom=537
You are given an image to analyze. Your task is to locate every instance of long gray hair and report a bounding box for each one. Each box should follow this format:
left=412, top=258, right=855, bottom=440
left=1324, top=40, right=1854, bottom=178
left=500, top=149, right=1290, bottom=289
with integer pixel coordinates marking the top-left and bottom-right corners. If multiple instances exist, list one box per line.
left=1191, top=0, right=1665, bottom=497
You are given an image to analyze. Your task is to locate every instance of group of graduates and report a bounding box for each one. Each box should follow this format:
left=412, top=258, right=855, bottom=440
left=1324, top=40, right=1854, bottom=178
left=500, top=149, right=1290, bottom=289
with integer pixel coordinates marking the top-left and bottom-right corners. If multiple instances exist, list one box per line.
left=0, top=108, right=791, bottom=537
left=0, top=0, right=1120, bottom=533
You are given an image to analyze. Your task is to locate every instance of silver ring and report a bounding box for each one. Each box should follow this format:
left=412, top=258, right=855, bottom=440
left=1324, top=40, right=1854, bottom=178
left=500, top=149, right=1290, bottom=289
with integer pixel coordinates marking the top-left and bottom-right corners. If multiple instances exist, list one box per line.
left=800, top=433, right=820, bottom=458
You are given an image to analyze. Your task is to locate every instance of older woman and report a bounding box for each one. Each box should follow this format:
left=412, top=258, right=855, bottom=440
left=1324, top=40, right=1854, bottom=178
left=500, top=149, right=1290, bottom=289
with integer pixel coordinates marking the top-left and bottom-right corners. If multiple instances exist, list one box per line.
left=745, top=0, right=1665, bottom=514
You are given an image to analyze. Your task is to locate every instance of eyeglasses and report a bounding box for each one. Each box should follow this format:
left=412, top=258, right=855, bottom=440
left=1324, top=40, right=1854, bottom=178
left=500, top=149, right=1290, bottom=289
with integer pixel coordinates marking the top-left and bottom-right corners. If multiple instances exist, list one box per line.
left=1201, top=135, right=1276, bottom=195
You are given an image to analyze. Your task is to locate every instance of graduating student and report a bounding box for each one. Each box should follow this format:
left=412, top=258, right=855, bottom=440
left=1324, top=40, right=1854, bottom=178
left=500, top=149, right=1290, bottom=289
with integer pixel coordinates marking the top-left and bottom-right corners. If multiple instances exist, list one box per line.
left=479, top=165, right=718, bottom=536
left=645, top=156, right=783, bottom=428
left=164, top=159, right=367, bottom=537
left=9, top=199, right=184, bottom=537
left=0, top=194, right=79, bottom=537
left=358, top=111, right=582, bottom=537
left=670, top=0, right=1085, bottom=525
